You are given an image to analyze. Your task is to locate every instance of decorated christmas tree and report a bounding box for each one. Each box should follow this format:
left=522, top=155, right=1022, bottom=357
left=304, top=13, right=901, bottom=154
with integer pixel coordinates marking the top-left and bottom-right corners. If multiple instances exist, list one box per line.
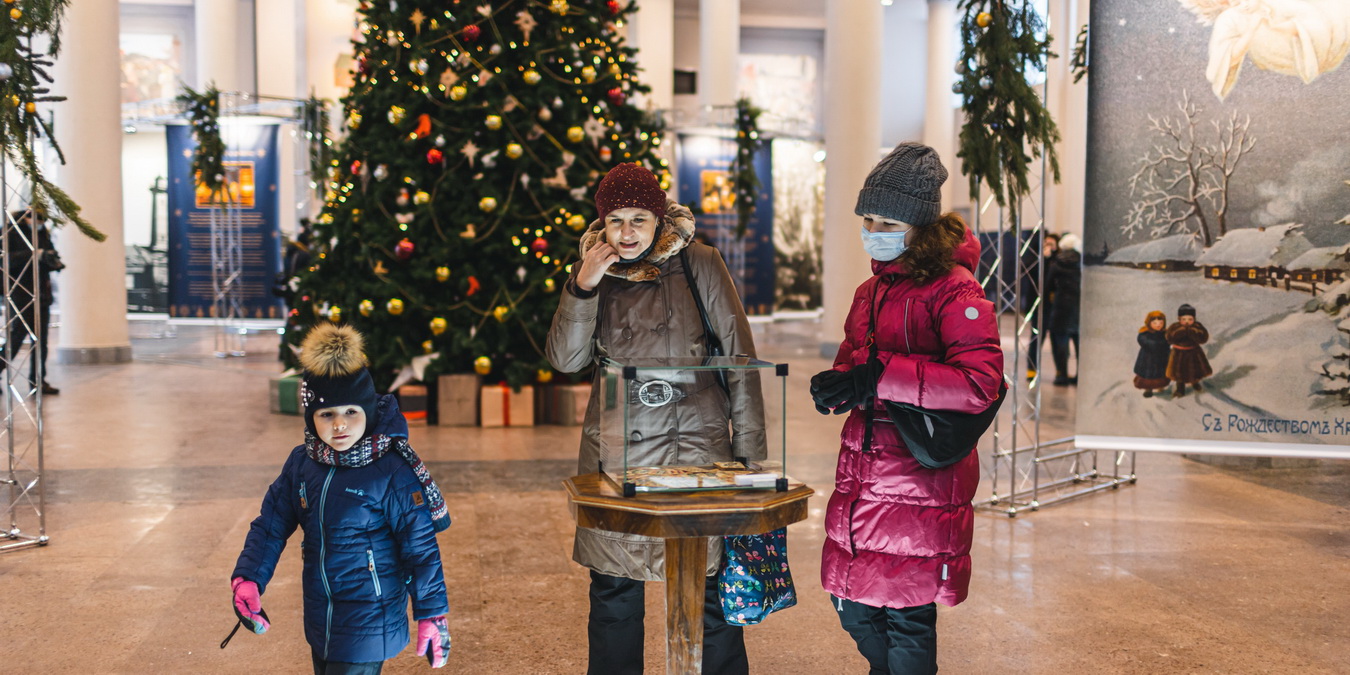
left=285, top=0, right=668, bottom=390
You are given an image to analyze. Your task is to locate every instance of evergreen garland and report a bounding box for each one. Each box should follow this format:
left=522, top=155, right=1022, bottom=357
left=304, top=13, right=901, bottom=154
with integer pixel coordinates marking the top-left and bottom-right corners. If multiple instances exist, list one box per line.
left=0, top=0, right=103, bottom=241
left=955, top=0, right=1061, bottom=222
left=1070, top=24, right=1089, bottom=83
left=177, top=84, right=227, bottom=199
left=303, top=95, right=333, bottom=200
left=729, top=97, right=764, bottom=238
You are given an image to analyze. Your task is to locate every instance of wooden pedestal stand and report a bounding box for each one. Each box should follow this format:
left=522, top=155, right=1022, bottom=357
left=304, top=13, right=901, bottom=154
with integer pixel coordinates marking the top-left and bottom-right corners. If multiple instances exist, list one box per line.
left=564, top=473, right=813, bottom=674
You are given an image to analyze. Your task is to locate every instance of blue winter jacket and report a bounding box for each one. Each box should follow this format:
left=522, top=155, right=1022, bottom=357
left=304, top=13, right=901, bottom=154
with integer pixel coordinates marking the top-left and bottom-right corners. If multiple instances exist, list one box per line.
left=233, top=396, right=449, bottom=663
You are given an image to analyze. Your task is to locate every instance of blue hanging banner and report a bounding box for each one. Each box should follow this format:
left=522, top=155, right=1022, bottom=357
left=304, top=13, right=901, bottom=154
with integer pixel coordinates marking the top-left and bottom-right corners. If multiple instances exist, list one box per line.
left=165, top=123, right=283, bottom=319
left=676, top=132, right=775, bottom=316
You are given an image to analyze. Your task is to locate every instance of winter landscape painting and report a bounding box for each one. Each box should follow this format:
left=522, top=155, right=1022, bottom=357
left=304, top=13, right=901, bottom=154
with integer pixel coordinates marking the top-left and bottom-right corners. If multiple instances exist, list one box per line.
left=1079, top=0, right=1350, bottom=455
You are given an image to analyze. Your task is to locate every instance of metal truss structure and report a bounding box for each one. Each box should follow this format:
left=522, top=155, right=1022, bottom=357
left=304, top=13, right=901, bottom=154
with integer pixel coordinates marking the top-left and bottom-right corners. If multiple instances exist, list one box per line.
left=1, top=160, right=47, bottom=551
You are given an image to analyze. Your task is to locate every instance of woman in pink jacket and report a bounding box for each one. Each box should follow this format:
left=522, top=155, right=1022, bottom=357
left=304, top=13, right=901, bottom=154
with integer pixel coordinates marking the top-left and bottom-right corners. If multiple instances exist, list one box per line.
left=810, top=142, right=1003, bottom=674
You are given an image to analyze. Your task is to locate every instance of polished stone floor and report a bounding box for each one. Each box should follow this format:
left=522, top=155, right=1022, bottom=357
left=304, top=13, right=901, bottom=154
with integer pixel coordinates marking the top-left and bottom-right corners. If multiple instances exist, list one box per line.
left=1, top=320, right=1347, bottom=674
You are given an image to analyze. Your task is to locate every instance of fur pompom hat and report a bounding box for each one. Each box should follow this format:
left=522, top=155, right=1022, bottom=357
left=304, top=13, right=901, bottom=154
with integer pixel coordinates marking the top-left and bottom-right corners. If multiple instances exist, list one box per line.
left=594, top=162, right=668, bottom=221
left=299, top=324, right=379, bottom=438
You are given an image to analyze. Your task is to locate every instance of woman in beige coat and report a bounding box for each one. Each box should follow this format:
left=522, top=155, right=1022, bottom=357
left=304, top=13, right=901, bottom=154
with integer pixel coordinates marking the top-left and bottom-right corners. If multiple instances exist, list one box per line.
left=546, top=162, right=762, bottom=675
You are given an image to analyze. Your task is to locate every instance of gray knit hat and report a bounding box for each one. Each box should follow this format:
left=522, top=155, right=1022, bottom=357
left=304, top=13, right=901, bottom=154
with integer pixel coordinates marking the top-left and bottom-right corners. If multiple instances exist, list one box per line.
left=854, top=142, right=948, bottom=226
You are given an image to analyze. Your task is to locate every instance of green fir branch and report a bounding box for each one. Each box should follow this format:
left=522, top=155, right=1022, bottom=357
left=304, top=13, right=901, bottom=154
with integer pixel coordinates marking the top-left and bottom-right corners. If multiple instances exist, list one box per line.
left=730, top=97, right=765, bottom=239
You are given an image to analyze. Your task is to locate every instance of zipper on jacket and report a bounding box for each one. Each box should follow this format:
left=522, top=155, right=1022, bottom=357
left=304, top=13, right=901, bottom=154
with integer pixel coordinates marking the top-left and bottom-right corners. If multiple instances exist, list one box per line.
left=318, top=467, right=336, bottom=659
left=299, top=481, right=307, bottom=510
left=904, top=298, right=913, bottom=355
left=367, top=549, right=383, bottom=597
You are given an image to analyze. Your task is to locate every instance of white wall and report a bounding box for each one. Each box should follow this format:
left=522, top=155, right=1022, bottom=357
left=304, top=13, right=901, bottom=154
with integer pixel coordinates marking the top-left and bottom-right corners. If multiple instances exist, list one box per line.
left=879, top=1, right=930, bottom=150
left=121, top=129, right=169, bottom=248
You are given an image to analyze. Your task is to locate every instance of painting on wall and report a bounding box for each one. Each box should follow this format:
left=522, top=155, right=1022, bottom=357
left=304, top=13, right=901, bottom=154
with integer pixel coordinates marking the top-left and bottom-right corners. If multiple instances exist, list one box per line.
left=121, top=33, right=182, bottom=104
left=1078, top=0, right=1350, bottom=456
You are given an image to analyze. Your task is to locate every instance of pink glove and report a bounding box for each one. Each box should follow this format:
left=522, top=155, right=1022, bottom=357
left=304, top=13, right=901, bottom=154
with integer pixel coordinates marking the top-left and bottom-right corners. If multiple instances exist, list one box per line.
left=416, top=616, right=451, bottom=668
left=231, top=577, right=270, bottom=634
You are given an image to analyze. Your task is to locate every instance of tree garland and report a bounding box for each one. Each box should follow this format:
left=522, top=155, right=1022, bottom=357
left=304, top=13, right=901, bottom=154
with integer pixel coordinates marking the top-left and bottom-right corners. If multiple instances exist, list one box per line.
left=1070, top=24, right=1089, bottom=83
left=955, top=0, right=1061, bottom=222
left=302, top=95, right=333, bottom=201
left=0, top=0, right=103, bottom=241
left=729, top=97, right=765, bottom=238
left=177, top=84, right=227, bottom=199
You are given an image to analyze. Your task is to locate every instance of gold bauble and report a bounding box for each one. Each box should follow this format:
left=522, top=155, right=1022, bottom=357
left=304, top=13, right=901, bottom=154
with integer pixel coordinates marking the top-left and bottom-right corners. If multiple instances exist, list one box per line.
left=10, top=8, right=20, bottom=19
left=347, top=111, right=362, bottom=128
left=359, top=299, right=375, bottom=316
left=328, top=305, right=342, bottom=323
left=550, top=0, right=569, bottom=15
left=386, top=298, right=405, bottom=315
left=413, top=190, right=431, bottom=205
left=537, top=369, right=554, bottom=384
left=23, top=102, right=35, bottom=114
left=473, top=356, right=492, bottom=375
left=449, top=85, right=468, bottom=101
left=581, top=66, right=597, bottom=83
left=485, top=114, right=503, bottom=130
left=609, top=63, right=622, bottom=77
left=435, top=265, right=451, bottom=282
left=8, top=95, right=18, bottom=108
left=479, top=196, right=498, bottom=212
left=544, top=278, right=557, bottom=293
left=388, top=105, right=406, bottom=124
left=505, top=143, right=524, bottom=159
left=976, top=12, right=992, bottom=28
left=566, top=126, right=585, bottom=143
left=523, top=69, right=542, bottom=85
left=492, top=305, right=510, bottom=322
left=429, top=316, right=448, bottom=335
left=566, top=214, right=587, bottom=230
left=422, top=340, right=435, bottom=354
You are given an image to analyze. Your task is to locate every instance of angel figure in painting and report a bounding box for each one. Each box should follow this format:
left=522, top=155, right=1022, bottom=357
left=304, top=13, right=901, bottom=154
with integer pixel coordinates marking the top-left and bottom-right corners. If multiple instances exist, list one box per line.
left=1179, top=0, right=1350, bottom=99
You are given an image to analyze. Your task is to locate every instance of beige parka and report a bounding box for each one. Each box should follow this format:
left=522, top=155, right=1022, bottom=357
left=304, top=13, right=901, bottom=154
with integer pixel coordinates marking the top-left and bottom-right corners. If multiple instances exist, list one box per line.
left=545, top=200, right=764, bottom=581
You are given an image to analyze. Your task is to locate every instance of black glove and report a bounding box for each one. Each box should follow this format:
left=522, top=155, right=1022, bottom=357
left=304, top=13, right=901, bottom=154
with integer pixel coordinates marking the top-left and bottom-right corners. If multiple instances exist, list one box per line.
left=810, top=361, right=882, bottom=415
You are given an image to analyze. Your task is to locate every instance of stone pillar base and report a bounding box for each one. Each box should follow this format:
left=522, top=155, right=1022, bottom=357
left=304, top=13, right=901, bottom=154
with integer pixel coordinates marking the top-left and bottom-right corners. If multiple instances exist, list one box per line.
left=1182, top=454, right=1320, bottom=469
left=57, top=345, right=132, bottom=365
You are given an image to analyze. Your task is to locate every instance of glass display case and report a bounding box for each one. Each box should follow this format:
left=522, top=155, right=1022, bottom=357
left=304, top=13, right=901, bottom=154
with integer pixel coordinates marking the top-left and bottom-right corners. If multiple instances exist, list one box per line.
left=596, top=356, right=788, bottom=496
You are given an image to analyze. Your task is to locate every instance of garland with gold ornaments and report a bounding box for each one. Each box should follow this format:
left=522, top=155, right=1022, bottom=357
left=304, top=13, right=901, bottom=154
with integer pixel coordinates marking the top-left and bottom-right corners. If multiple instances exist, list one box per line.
left=954, top=0, right=1061, bottom=222
left=730, top=97, right=764, bottom=238
left=178, top=84, right=227, bottom=199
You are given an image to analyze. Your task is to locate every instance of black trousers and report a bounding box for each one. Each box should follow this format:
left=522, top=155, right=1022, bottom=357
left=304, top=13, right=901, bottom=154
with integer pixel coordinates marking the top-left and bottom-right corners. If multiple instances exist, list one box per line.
left=310, top=650, right=383, bottom=675
left=587, top=570, right=749, bottom=675
left=833, top=596, right=938, bottom=675
left=1, top=288, right=48, bottom=386
left=1050, top=330, right=1079, bottom=380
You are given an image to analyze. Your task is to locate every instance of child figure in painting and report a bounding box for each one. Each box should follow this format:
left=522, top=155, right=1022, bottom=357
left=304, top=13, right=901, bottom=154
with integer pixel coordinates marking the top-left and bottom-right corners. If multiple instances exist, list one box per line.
left=1165, top=304, right=1213, bottom=398
left=1133, top=311, right=1171, bottom=398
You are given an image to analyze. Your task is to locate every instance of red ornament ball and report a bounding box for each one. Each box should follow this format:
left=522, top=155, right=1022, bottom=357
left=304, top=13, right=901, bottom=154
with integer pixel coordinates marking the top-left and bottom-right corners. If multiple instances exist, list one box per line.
left=350, top=159, right=363, bottom=175
left=607, top=0, right=621, bottom=15
left=531, top=237, right=549, bottom=253
left=462, top=24, right=481, bottom=42
left=395, top=237, right=415, bottom=261
left=427, top=148, right=444, bottom=164
left=607, top=87, right=626, bottom=106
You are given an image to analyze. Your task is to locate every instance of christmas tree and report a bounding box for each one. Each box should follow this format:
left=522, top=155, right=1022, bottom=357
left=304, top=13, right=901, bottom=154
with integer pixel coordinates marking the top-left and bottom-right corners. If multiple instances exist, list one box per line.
left=286, top=0, right=668, bottom=390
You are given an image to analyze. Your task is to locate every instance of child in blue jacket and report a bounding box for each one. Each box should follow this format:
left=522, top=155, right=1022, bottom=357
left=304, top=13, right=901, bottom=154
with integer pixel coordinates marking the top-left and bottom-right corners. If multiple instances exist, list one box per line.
left=230, top=324, right=452, bottom=673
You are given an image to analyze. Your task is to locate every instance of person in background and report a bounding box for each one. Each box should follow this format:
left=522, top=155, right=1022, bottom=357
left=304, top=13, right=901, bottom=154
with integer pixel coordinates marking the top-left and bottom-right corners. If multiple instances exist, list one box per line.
left=1023, top=232, right=1059, bottom=382
left=2, top=209, right=61, bottom=395
left=1045, top=232, right=1082, bottom=386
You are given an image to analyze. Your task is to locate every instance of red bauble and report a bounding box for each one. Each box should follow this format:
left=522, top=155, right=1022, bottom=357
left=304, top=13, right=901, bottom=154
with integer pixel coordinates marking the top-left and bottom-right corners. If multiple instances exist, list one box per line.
left=607, top=87, right=626, bottom=106
left=357, top=55, right=372, bottom=76
left=427, top=148, right=444, bottom=164
left=462, top=24, right=481, bottom=42
left=350, top=159, right=363, bottom=175
left=466, top=276, right=481, bottom=296
left=395, top=238, right=415, bottom=261
left=531, top=237, right=549, bottom=253
left=607, top=0, right=621, bottom=14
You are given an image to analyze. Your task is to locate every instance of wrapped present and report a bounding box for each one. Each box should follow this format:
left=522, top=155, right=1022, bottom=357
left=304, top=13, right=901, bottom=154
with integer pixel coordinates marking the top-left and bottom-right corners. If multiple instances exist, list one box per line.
left=534, top=384, right=554, bottom=424
left=398, top=384, right=429, bottom=425
left=435, top=374, right=481, bottom=426
left=552, top=383, right=591, bottom=426
left=480, top=383, right=535, bottom=427
left=269, top=375, right=302, bottom=416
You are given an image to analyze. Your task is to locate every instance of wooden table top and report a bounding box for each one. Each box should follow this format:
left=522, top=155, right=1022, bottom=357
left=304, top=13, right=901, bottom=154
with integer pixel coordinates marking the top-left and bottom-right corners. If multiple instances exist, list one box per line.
left=563, top=473, right=815, bottom=538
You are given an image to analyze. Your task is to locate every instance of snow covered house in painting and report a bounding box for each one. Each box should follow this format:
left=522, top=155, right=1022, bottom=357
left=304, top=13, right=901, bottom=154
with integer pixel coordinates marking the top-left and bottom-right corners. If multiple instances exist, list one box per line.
left=1194, top=223, right=1313, bottom=286
left=1287, top=244, right=1350, bottom=292
left=1104, top=234, right=1203, bottom=271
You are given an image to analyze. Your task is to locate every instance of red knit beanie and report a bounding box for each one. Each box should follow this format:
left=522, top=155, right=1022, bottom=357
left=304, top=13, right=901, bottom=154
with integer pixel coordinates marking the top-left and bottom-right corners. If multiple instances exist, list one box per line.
left=594, top=163, right=667, bottom=221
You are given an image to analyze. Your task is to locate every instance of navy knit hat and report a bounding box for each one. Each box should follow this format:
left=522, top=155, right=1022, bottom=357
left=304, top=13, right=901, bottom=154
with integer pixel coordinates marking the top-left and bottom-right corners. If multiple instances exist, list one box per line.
left=1177, top=304, right=1196, bottom=318
left=299, top=324, right=379, bottom=438
left=854, top=142, right=948, bottom=227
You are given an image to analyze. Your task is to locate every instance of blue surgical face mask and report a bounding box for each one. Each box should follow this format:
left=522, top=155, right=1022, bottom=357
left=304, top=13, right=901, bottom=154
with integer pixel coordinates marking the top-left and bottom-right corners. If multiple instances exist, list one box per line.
left=860, top=225, right=908, bottom=262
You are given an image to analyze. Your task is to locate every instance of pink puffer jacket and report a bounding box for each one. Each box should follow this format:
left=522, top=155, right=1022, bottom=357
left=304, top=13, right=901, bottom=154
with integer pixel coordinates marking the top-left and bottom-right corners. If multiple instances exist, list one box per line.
left=821, top=230, right=1003, bottom=609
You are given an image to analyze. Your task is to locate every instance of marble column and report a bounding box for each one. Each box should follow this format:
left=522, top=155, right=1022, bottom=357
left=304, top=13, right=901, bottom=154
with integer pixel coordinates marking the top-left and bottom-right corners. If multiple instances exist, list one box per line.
left=698, top=0, right=740, bottom=110
left=257, top=0, right=306, bottom=235
left=195, top=0, right=245, bottom=92
left=923, top=0, right=958, bottom=208
left=631, top=0, right=675, bottom=112
left=51, top=0, right=131, bottom=363
left=820, top=0, right=883, bottom=355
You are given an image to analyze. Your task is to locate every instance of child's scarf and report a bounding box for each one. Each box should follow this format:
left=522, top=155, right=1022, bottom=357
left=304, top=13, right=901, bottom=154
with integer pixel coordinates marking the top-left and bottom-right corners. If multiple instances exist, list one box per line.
left=303, top=430, right=451, bottom=532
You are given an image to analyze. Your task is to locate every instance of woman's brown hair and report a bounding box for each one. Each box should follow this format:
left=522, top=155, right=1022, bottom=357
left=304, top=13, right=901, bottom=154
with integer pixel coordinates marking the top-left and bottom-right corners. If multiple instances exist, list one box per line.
left=899, top=212, right=968, bottom=285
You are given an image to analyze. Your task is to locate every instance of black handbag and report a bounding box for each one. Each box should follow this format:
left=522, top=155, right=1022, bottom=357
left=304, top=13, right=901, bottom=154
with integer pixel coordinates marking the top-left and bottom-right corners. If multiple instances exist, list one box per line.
left=882, top=380, right=1007, bottom=469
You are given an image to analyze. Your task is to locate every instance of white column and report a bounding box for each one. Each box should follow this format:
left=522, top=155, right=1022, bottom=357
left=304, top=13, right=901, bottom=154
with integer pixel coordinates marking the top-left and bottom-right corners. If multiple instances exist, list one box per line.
left=195, top=0, right=244, bottom=91
left=52, top=0, right=130, bottom=363
left=923, top=0, right=958, bottom=208
left=631, top=0, right=675, bottom=112
left=305, top=0, right=357, bottom=103
left=821, top=0, right=884, bottom=354
left=698, top=0, right=740, bottom=110
left=257, top=0, right=305, bottom=236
